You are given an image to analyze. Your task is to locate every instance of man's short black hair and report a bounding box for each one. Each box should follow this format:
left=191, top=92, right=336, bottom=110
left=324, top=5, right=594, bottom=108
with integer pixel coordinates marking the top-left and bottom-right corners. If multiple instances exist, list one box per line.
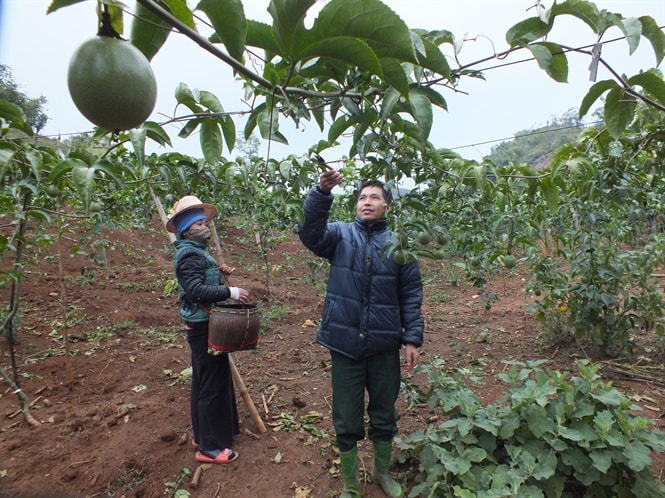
left=359, top=180, right=393, bottom=205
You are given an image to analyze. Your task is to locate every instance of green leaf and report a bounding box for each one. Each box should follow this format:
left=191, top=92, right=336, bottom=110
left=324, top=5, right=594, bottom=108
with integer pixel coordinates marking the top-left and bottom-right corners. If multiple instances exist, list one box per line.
left=306, top=96, right=326, bottom=131
left=416, top=86, right=447, bottom=111
left=0, top=99, right=32, bottom=135
left=178, top=118, right=202, bottom=139
left=505, top=17, right=551, bottom=46
left=395, top=120, right=423, bottom=147
left=352, top=121, right=371, bottom=156
left=589, top=449, right=612, bottom=473
left=380, top=57, right=409, bottom=97
left=549, top=0, right=600, bottom=32
left=219, top=115, right=236, bottom=153
left=245, top=19, right=281, bottom=58
left=164, top=0, right=196, bottom=28
left=604, top=86, right=637, bottom=138
left=561, top=446, right=591, bottom=471
left=639, top=15, right=665, bottom=65
left=196, top=0, right=247, bottom=61
left=578, top=79, right=619, bottom=119
left=26, top=208, right=52, bottom=224
left=442, top=452, right=471, bottom=474
left=627, top=70, right=665, bottom=106
left=517, top=485, right=545, bottom=498
left=300, top=38, right=383, bottom=76
left=558, top=422, right=599, bottom=443
left=526, top=405, right=555, bottom=437
left=199, top=91, right=224, bottom=114
left=93, top=158, right=127, bottom=187
left=267, top=0, right=315, bottom=57
left=278, top=160, right=291, bottom=178
left=24, top=149, right=43, bottom=182
left=327, top=115, right=351, bottom=144
left=257, top=107, right=288, bottom=145
left=72, top=163, right=96, bottom=211
left=199, top=119, right=223, bottom=164
left=408, top=88, right=433, bottom=141
left=623, top=440, right=652, bottom=471
left=451, top=488, right=475, bottom=498
left=590, top=388, right=624, bottom=407
left=540, top=177, right=560, bottom=211
left=415, top=38, right=452, bottom=80
left=175, top=83, right=203, bottom=113
left=341, top=97, right=363, bottom=122
left=380, top=88, right=401, bottom=121
left=142, top=121, right=173, bottom=147
left=129, top=0, right=171, bottom=61
left=244, top=105, right=261, bottom=139
left=617, top=17, right=643, bottom=56
left=526, top=42, right=568, bottom=83
left=571, top=399, right=596, bottom=419
left=46, top=0, right=87, bottom=14
left=533, top=449, right=557, bottom=480
left=311, top=0, right=415, bottom=62
left=0, top=142, right=18, bottom=182
left=129, top=128, right=147, bottom=167
left=48, top=158, right=85, bottom=184
left=107, top=5, right=124, bottom=37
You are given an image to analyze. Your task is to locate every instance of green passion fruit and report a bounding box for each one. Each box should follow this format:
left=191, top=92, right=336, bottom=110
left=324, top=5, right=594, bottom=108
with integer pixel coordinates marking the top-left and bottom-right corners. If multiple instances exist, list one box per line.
left=393, top=249, right=413, bottom=265
left=68, top=36, right=157, bottom=132
left=417, top=232, right=432, bottom=246
left=436, top=232, right=449, bottom=246
left=502, top=254, right=517, bottom=268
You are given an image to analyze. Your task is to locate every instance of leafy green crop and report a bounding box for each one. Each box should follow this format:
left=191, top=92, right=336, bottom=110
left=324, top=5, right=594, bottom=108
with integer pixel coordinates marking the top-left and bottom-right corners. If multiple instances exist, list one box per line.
left=397, top=359, right=665, bottom=497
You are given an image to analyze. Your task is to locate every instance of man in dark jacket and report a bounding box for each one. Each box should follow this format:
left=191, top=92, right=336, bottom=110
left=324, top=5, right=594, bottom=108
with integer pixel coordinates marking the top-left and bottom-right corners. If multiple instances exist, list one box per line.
left=298, top=170, right=424, bottom=498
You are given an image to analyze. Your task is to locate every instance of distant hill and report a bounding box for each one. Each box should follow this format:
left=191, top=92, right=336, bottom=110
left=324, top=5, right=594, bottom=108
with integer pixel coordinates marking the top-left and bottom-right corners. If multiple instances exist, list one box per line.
left=486, top=109, right=588, bottom=169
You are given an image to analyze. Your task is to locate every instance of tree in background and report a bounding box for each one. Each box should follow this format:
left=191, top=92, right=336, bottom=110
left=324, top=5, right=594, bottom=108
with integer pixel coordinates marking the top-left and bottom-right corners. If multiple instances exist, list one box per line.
left=0, top=64, right=49, bottom=134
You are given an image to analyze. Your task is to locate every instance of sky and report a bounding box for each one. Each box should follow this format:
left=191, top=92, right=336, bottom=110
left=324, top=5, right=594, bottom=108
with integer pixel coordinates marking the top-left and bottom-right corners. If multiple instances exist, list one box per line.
left=1, top=0, right=664, bottom=162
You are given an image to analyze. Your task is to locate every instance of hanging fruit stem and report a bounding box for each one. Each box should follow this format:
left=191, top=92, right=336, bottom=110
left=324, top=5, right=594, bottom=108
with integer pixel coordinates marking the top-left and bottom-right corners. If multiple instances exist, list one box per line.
left=97, top=3, right=121, bottom=38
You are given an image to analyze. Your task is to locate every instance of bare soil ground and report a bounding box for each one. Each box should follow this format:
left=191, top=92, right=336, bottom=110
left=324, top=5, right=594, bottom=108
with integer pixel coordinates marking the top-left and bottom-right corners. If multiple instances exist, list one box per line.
left=1, top=217, right=664, bottom=498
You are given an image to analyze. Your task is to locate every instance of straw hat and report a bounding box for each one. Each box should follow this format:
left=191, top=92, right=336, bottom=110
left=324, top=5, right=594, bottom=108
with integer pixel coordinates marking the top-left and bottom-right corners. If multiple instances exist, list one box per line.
left=165, top=195, right=217, bottom=233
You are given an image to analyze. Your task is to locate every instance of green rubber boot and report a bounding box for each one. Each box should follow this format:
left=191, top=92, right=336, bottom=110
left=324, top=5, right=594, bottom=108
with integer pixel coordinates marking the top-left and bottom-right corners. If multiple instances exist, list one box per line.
left=371, top=441, right=403, bottom=498
left=339, top=447, right=362, bottom=497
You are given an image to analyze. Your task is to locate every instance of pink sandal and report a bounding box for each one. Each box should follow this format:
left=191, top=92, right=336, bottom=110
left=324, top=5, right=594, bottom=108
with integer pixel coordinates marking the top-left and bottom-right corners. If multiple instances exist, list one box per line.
left=195, top=448, right=238, bottom=464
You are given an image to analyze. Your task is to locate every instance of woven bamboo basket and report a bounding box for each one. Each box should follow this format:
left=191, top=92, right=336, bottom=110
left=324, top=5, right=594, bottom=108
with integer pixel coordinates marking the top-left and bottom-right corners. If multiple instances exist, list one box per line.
left=208, top=304, right=260, bottom=354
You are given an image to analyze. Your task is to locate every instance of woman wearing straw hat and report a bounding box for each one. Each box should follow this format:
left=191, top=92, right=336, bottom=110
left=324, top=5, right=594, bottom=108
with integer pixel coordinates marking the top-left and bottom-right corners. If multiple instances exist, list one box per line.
left=166, top=195, right=250, bottom=464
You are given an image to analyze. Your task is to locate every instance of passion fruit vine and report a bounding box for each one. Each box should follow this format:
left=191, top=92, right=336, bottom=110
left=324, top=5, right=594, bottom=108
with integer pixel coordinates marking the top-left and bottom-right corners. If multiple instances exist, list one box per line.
left=67, top=36, right=157, bottom=132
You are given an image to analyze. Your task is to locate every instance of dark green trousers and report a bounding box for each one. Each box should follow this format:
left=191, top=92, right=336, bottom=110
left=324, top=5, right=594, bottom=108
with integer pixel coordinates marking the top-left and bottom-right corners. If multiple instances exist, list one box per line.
left=331, top=350, right=401, bottom=452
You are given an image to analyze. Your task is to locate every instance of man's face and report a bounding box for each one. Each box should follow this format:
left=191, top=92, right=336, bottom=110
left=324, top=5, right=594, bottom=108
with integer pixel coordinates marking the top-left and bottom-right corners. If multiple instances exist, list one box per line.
left=356, top=185, right=390, bottom=223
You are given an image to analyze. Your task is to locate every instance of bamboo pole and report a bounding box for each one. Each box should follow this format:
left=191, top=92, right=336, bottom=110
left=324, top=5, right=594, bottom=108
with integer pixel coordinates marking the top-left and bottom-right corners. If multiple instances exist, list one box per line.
left=151, top=188, right=266, bottom=433
left=208, top=223, right=267, bottom=434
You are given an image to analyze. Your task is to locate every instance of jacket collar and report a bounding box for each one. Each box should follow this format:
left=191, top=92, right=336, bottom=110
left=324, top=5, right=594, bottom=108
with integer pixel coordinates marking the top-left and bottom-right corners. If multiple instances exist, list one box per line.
left=174, top=238, right=208, bottom=250
left=354, top=216, right=388, bottom=232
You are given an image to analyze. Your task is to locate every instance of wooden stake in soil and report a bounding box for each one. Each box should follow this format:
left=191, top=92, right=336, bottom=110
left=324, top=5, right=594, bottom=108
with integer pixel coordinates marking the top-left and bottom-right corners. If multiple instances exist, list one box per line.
left=209, top=222, right=267, bottom=434
left=152, top=189, right=266, bottom=434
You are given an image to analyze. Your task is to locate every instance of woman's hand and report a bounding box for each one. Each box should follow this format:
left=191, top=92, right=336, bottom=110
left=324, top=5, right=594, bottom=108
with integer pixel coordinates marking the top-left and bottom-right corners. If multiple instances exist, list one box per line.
left=228, top=286, right=251, bottom=303
left=219, top=264, right=236, bottom=275
left=236, top=288, right=250, bottom=304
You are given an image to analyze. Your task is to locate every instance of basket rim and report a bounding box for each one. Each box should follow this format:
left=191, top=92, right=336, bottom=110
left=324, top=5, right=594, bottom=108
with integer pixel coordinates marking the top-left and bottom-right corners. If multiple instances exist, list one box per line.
left=210, top=307, right=258, bottom=317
